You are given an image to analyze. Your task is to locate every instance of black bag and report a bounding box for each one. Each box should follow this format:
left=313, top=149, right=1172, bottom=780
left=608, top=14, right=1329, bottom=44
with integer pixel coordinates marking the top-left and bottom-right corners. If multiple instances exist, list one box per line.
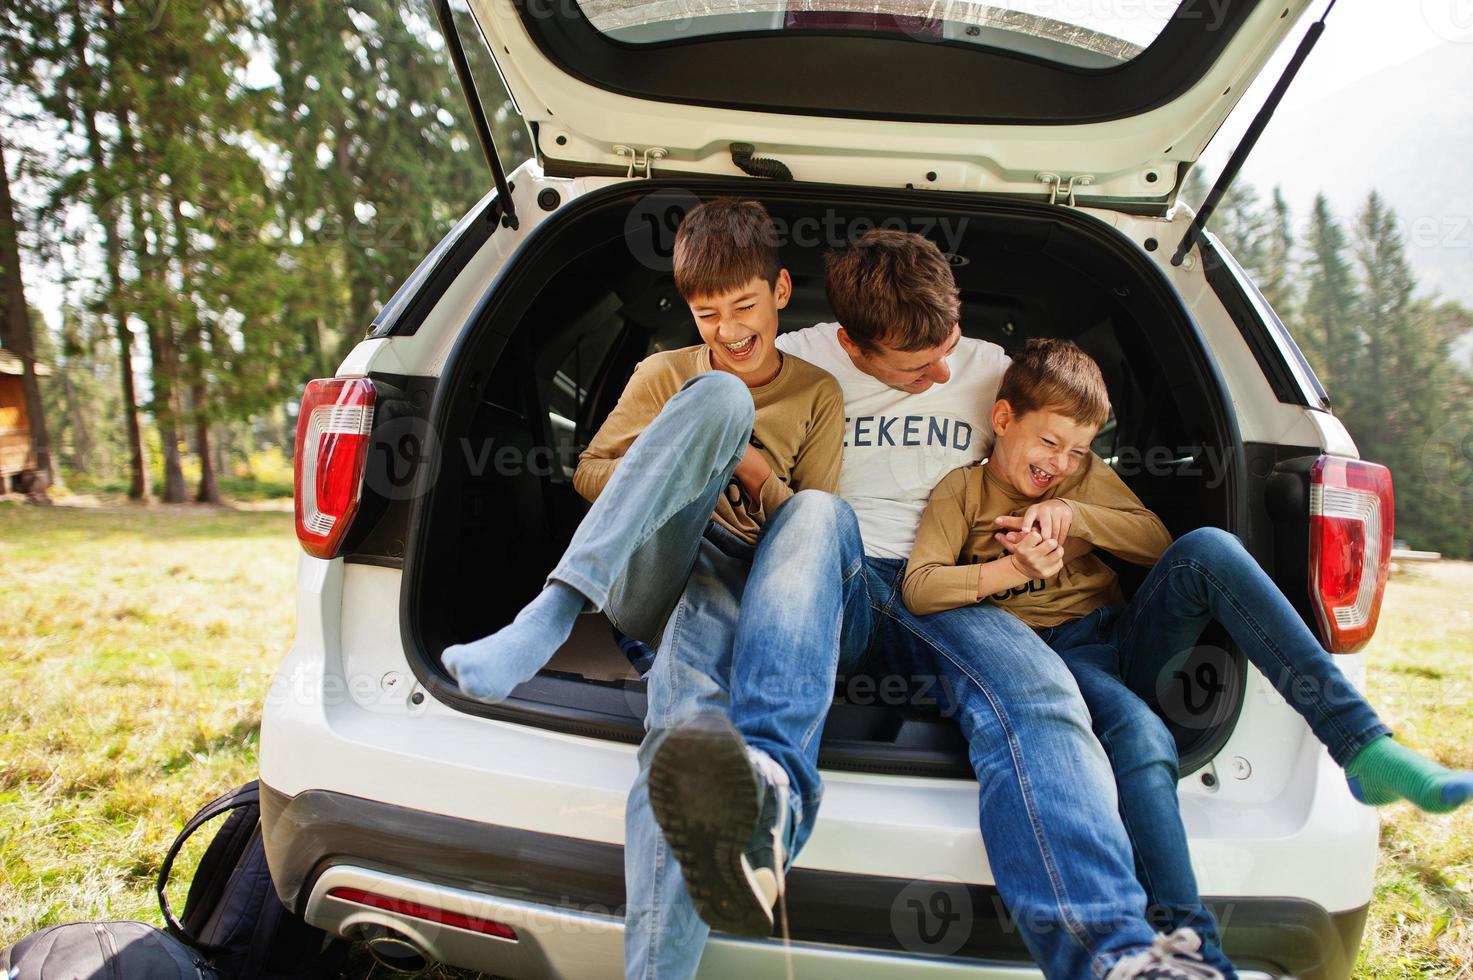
left=158, top=780, right=346, bottom=979
left=1, top=920, right=218, bottom=979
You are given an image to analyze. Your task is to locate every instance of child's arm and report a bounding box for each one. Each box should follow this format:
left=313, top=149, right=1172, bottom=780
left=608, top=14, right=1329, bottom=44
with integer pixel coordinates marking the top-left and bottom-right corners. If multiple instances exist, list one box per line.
left=745, top=376, right=845, bottom=522
left=903, top=468, right=1044, bottom=616
left=572, top=358, right=676, bottom=503
left=1058, top=454, right=1173, bottom=566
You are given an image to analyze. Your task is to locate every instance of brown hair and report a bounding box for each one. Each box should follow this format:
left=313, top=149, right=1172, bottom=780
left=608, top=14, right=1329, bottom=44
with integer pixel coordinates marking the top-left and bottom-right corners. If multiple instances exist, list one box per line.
left=997, top=338, right=1111, bottom=428
left=672, top=198, right=781, bottom=301
left=823, top=229, right=960, bottom=352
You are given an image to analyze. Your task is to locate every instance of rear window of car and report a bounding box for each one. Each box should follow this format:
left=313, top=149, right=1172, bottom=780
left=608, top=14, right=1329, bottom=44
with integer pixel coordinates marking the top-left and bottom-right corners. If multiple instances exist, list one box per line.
left=575, top=0, right=1181, bottom=68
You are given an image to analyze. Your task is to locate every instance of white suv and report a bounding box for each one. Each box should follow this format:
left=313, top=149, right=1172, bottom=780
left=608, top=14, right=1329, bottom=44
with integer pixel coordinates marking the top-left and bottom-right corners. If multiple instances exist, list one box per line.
left=260, top=1, right=1393, bottom=977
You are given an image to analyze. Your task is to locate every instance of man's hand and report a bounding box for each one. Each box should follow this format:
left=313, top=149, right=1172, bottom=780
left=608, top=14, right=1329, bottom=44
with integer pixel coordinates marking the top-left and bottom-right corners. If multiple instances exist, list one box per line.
left=997, top=529, right=1065, bottom=580
left=732, top=444, right=773, bottom=503
left=994, top=499, right=1074, bottom=544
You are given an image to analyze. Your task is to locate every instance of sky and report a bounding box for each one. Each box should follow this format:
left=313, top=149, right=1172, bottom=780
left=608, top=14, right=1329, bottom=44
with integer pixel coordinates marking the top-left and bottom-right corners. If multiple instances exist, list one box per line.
left=1204, top=0, right=1473, bottom=170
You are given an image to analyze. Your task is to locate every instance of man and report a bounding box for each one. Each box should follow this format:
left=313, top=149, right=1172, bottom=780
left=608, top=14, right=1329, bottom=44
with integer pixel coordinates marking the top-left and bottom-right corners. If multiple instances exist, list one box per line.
left=648, top=230, right=1227, bottom=979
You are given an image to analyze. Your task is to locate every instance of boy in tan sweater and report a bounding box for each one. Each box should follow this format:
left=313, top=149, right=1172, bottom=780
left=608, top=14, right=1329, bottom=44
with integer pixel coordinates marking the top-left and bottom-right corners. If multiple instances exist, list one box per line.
left=443, top=198, right=845, bottom=977
left=904, top=338, right=1472, bottom=978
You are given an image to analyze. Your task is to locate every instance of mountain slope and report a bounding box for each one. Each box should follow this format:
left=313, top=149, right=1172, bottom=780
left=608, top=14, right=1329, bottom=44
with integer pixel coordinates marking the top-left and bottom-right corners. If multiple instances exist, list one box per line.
left=1225, top=40, right=1473, bottom=305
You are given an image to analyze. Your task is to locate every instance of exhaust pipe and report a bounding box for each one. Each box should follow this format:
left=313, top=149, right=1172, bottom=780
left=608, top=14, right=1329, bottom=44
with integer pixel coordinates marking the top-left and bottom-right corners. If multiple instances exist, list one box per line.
left=363, top=930, right=432, bottom=975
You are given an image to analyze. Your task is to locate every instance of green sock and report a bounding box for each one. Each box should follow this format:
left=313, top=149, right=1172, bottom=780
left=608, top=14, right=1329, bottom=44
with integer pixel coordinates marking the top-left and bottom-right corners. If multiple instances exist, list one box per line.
left=1345, top=736, right=1473, bottom=814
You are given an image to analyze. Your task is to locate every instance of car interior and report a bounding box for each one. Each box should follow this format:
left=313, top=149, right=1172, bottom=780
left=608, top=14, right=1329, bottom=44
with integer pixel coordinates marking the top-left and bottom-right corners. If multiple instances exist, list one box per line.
left=406, top=190, right=1244, bottom=774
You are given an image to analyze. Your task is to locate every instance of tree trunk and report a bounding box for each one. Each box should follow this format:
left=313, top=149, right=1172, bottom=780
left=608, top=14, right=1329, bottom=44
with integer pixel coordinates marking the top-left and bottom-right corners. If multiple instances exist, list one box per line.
left=73, top=0, right=150, bottom=499
left=170, top=191, right=220, bottom=505
left=332, top=129, right=375, bottom=365
left=60, top=359, right=92, bottom=474
left=132, top=190, right=187, bottom=503
left=0, top=136, right=54, bottom=500
left=214, top=421, right=229, bottom=484
left=194, top=413, right=220, bottom=503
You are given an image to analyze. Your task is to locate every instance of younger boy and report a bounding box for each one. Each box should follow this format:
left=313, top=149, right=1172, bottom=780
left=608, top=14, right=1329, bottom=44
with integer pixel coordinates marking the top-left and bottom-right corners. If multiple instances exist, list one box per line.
left=442, top=198, right=845, bottom=978
left=904, top=338, right=1473, bottom=978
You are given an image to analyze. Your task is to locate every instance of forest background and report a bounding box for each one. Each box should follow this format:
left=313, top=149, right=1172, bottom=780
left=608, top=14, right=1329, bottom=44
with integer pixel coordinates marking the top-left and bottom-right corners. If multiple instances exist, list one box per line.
left=2, top=0, right=1471, bottom=557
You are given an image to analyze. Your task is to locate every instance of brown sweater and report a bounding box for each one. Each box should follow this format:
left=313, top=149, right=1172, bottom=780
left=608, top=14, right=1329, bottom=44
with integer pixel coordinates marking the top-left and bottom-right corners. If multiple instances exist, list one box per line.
left=573, top=346, right=845, bottom=544
left=902, top=454, right=1172, bottom=626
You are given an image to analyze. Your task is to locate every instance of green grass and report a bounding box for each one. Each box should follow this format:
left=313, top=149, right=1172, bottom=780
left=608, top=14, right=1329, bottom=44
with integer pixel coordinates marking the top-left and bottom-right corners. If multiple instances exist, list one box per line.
left=1352, top=560, right=1473, bottom=978
left=0, top=503, right=296, bottom=943
left=0, top=504, right=1469, bottom=976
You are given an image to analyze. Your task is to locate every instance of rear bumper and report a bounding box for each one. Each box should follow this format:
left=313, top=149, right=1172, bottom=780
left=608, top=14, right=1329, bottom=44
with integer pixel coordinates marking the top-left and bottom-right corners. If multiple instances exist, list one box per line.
left=261, top=783, right=1367, bottom=979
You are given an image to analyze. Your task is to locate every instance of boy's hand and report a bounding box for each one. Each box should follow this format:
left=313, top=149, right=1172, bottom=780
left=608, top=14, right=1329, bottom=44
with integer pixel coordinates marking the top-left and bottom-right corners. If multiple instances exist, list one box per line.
left=997, top=529, right=1065, bottom=580
left=995, top=499, right=1074, bottom=544
left=999, top=530, right=1093, bottom=563
left=732, top=444, right=773, bottom=502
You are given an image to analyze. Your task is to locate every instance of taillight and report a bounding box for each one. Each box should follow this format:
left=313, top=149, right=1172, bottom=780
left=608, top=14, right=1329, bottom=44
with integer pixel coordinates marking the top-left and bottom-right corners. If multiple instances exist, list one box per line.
left=294, top=378, right=376, bottom=559
left=1308, top=456, right=1393, bottom=653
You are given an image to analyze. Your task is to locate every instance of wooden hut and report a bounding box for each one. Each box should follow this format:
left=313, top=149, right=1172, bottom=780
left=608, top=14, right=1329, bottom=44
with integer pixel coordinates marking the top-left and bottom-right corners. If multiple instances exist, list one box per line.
left=0, top=349, right=50, bottom=491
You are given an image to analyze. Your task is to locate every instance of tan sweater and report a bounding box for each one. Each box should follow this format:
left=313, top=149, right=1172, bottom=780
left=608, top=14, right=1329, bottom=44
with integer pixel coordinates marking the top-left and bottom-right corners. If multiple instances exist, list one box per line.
left=903, top=454, right=1173, bottom=626
left=573, top=346, right=845, bottom=544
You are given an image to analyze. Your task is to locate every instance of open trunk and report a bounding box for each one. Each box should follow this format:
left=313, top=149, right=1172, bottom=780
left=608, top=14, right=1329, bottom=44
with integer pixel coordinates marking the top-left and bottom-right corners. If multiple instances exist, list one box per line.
left=392, top=179, right=1253, bottom=777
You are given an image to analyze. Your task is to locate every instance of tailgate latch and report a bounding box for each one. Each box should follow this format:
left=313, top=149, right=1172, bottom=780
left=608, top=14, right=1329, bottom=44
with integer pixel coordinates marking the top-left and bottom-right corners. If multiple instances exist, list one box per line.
left=614, top=145, right=668, bottom=178
left=1037, top=172, right=1095, bottom=207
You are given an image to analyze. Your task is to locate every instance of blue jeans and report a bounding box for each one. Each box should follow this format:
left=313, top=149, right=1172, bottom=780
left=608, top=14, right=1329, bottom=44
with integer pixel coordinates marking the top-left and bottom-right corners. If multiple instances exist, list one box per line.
left=568, top=373, right=869, bottom=978
left=1036, top=527, right=1392, bottom=978
left=549, top=370, right=754, bottom=646
left=725, top=492, right=1172, bottom=980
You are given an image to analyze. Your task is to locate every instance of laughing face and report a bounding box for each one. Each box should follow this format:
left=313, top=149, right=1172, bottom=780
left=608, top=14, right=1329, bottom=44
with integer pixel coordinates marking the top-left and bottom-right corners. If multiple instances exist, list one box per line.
left=688, top=270, right=791, bottom=388
left=987, top=402, right=1099, bottom=498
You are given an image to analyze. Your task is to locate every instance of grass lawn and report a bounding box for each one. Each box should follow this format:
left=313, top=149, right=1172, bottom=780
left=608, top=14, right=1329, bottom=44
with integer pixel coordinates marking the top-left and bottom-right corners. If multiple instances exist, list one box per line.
left=1, top=503, right=1469, bottom=976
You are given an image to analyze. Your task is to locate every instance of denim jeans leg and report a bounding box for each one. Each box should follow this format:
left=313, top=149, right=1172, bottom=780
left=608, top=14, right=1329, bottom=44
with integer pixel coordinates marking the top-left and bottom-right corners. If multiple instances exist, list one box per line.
left=727, top=490, right=874, bottom=854
left=1111, top=527, right=1391, bottom=766
left=552, top=370, right=754, bottom=645
left=624, top=536, right=750, bottom=980
left=872, top=568, right=1158, bottom=979
left=1050, top=638, right=1236, bottom=979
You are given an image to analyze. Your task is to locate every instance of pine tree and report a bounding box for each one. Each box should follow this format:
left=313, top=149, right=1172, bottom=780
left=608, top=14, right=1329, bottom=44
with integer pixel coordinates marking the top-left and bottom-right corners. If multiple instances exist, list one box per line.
left=1212, top=183, right=1270, bottom=277
left=0, top=136, right=58, bottom=497
left=1407, top=300, right=1473, bottom=559
left=1299, top=195, right=1358, bottom=402
left=265, top=0, right=493, bottom=368
left=1351, top=192, right=1441, bottom=551
left=1259, top=188, right=1295, bottom=324
left=48, top=0, right=154, bottom=499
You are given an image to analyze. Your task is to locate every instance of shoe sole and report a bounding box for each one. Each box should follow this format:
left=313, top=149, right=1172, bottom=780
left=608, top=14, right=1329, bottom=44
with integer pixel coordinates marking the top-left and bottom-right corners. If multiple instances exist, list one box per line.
left=648, top=718, right=774, bottom=937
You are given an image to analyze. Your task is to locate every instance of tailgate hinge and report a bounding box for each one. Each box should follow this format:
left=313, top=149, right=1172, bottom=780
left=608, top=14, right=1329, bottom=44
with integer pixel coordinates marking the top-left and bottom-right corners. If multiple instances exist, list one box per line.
left=614, top=145, right=668, bottom=178
left=1037, top=172, right=1095, bottom=207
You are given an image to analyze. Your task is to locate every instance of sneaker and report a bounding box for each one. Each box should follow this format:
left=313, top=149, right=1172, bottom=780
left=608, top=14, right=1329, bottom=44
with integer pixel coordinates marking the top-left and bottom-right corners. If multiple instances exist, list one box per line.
left=1104, top=929, right=1225, bottom=980
left=647, top=712, right=792, bottom=936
